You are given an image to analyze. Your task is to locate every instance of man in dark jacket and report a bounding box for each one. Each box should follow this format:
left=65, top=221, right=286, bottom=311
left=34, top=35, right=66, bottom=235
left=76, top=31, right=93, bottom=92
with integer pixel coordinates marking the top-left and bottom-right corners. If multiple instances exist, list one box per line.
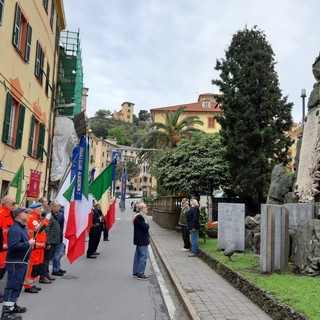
left=186, top=198, right=200, bottom=257
left=132, top=203, right=150, bottom=280
left=1, top=207, right=35, bottom=320
left=87, top=203, right=102, bottom=259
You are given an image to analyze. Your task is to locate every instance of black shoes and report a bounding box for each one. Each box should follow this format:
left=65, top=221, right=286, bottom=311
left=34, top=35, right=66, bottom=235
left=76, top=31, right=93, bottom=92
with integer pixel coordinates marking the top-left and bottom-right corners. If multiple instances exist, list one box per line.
left=92, top=252, right=100, bottom=255
left=137, top=274, right=150, bottom=281
left=87, top=255, right=97, bottom=259
left=132, top=273, right=138, bottom=278
left=13, top=304, right=27, bottom=314
left=25, top=287, right=38, bottom=293
left=39, top=277, right=52, bottom=284
left=59, top=269, right=66, bottom=273
left=1, top=312, right=22, bottom=320
left=32, top=285, right=41, bottom=291
left=52, top=271, right=64, bottom=276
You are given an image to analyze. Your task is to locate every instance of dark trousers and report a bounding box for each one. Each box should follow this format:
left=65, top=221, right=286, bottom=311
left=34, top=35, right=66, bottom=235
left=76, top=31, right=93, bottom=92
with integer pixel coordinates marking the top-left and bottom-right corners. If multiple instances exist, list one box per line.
left=100, top=222, right=109, bottom=240
left=3, top=263, right=27, bottom=303
left=87, top=226, right=102, bottom=256
left=181, top=226, right=191, bottom=249
left=40, top=246, right=54, bottom=278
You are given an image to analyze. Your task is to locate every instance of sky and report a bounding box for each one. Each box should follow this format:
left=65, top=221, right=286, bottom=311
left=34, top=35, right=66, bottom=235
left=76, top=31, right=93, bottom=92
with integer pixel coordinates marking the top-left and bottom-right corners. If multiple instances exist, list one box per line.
left=62, top=0, right=319, bottom=123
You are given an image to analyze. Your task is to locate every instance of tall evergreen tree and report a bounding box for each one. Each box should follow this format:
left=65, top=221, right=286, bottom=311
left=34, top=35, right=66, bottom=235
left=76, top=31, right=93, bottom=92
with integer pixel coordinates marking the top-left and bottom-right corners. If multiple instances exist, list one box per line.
left=212, top=26, right=293, bottom=206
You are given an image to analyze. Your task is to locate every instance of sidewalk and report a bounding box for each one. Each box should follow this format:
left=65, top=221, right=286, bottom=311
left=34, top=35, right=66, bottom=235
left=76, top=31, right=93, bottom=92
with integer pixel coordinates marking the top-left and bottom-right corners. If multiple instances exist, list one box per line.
left=148, top=218, right=271, bottom=320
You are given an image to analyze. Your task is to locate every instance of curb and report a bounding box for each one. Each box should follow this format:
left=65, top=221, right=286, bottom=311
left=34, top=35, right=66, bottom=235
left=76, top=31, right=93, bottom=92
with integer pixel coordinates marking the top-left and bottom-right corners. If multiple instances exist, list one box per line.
left=198, top=249, right=308, bottom=320
left=150, top=235, right=201, bottom=320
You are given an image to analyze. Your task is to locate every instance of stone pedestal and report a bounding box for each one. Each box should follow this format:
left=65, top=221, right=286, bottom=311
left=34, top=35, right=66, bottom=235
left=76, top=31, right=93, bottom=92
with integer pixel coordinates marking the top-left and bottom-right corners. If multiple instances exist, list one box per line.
left=260, top=204, right=289, bottom=273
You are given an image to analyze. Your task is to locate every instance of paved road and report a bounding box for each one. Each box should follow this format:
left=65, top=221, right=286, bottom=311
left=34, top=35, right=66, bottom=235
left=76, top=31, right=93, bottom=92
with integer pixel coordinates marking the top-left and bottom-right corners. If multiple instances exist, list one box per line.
left=0, top=200, right=176, bottom=320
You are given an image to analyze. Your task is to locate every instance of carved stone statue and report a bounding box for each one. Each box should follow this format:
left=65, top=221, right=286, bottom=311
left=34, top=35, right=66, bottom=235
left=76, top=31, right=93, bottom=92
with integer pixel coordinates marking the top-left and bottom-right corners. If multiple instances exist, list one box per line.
left=308, top=53, right=320, bottom=110
left=267, top=164, right=292, bottom=204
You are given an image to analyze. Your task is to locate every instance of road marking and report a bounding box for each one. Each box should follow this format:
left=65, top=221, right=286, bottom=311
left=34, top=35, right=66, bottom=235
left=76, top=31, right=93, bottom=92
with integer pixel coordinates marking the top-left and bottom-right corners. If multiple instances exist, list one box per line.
left=149, top=246, right=176, bottom=319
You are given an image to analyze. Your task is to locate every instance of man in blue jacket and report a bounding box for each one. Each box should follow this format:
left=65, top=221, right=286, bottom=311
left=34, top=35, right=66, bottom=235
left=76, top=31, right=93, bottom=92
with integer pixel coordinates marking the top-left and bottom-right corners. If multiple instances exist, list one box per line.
left=1, top=207, right=35, bottom=320
left=132, top=203, right=150, bottom=280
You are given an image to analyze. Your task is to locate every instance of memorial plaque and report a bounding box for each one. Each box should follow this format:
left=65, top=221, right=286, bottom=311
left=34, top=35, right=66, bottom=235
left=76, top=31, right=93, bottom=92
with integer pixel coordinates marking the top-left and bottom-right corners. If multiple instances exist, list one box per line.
left=218, top=203, right=245, bottom=251
left=283, top=203, right=315, bottom=229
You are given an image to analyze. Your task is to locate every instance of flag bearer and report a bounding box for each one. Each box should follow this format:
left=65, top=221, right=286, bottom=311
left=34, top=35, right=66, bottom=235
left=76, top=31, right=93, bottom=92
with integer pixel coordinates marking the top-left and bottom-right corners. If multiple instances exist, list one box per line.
left=24, top=203, right=49, bottom=293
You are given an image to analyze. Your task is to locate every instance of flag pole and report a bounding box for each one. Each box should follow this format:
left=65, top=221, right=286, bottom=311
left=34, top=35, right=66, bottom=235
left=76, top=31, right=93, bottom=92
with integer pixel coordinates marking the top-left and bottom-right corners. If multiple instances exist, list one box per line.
left=2, top=156, right=27, bottom=199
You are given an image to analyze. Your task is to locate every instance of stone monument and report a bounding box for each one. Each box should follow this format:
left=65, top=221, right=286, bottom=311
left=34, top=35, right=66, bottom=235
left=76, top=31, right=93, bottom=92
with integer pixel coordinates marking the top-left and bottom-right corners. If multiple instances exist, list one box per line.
left=296, top=53, right=320, bottom=203
left=218, top=203, right=245, bottom=251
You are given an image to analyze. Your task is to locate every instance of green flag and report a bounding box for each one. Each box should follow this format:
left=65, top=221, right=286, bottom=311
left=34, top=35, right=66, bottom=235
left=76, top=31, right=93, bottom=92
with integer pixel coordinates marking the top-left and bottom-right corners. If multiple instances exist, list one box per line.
left=89, top=164, right=112, bottom=201
left=10, top=165, right=24, bottom=203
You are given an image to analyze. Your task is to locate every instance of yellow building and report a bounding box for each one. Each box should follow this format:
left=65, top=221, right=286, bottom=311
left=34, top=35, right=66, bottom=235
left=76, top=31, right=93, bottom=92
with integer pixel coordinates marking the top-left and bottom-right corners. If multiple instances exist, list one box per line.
left=0, top=1, right=66, bottom=201
left=150, top=93, right=222, bottom=133
left=113, top=101, right=134, bottom=123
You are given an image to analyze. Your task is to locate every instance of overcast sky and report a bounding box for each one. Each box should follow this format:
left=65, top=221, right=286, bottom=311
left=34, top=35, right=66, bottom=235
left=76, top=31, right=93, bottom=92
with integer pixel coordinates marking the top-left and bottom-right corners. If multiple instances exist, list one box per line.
left=62, top=0, right=319, bottom=123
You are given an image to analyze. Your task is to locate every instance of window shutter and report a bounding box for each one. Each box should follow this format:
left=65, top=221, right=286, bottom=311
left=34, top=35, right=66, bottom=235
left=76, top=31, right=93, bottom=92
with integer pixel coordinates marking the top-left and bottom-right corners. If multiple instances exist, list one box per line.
left=25, top=24, right=32, bottom=62
left=37, top=123, right=45, bottom=160
left=2, top=93, right=12, bottom=143
left=15, top=104, right=25, bottom=149
left=0, top=0, right=4, bottom=26
left=28, top=115, right=35, bottom=155
left=35, top=41, right=40, bottom=77
left=12, top=2, right=21, bottom=48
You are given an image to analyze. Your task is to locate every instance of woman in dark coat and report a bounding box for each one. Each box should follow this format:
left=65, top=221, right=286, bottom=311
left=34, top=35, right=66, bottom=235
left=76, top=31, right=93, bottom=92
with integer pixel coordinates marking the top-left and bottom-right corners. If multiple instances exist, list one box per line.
left=186, top=198, right=200, bottom=257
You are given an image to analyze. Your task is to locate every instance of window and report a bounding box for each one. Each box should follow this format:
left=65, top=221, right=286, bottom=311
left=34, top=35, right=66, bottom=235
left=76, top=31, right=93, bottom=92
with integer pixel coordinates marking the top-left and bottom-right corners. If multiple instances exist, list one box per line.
left=43, top=0, right=49, bottom=12
left=102, top=152, right=104, bottom=157
left=208, top=117, right=216, bottom=128
left=35, top=41, right=44, bottom=83
left=12, top=3, right=32, bottom=62
left=2, top=92, right=25, bottom=149
left=55, top=23, right=60, bottom=52
left=28, top=115, right=45, bottom=160
left=202, top=101, right=210, bottom=108
left=127, top=115, right=130, bottom=119
left=49, top=0, right=54, bottom=30
left=0, top=0, right=4, bottom=26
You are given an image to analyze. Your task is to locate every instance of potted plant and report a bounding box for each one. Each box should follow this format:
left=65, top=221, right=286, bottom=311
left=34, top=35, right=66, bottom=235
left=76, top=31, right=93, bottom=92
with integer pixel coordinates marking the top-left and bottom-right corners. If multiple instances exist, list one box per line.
left=205, top=221, right=218, bottom=238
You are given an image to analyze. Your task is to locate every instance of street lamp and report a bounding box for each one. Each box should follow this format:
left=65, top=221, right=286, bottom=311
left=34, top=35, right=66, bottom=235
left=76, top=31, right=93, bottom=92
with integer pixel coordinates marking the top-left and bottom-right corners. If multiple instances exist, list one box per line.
left=301, top=89, right=307, bottom=124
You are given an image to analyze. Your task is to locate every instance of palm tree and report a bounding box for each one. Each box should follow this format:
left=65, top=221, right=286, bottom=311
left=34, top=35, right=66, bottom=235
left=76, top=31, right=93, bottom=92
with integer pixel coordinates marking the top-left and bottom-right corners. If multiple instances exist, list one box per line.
left=138, top=106, right=204, bottom=161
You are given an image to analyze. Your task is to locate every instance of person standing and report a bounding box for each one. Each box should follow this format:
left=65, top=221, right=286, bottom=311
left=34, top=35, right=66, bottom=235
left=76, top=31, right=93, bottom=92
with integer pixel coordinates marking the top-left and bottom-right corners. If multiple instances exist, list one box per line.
left=0, top=196, right=16, bottom=302
left=97, top=204, right=109, bottom=241
left=186, top=198, right=200, bottom=257
left=45, top=201, right=63, bottom=277
left=87, top=203, right=102, bottom=259
left=24, top=203, right=49, bottom=293
left=178, top=198, right=190, bottom=251
left=132, top=202, right=150, bottom=280
left=51, top=205, right=66, bottom=275
left=1, top=207, right=35, bottom=320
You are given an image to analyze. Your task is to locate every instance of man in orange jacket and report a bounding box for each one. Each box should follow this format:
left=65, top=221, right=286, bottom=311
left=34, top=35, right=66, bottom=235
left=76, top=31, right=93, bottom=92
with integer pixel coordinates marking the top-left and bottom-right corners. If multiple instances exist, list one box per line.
left=0, top=195, right=16, bottom=301
left=24, top=202, right=49, bottom=293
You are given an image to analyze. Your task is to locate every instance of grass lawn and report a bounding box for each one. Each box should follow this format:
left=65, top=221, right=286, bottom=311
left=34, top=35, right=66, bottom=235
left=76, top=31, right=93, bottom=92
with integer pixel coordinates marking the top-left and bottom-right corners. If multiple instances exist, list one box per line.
left=199, top=238, right=320, bottom=319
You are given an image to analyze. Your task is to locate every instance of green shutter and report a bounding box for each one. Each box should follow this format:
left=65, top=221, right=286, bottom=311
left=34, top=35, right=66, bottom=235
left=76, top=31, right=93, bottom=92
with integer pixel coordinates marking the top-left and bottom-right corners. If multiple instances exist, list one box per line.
left=15, top=104, right=25, bottom=149
left=25, top=24, right=32, bottom=62
left=2, top=92, right=12, bottom=143
left=28, top=115, right=35, bottom=155
left=12, top=2, right=21, bottom=48
left=37, top=122, right=45, bottom=160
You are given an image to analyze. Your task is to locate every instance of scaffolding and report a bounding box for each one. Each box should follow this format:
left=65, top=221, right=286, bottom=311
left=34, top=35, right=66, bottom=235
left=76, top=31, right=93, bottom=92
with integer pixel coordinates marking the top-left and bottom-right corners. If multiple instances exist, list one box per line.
left=56, top=30, right=83, bottom=116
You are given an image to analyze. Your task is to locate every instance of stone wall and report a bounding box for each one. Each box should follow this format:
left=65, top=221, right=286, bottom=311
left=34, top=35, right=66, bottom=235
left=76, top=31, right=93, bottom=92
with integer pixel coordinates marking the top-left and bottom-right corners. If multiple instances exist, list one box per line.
left=151, top=209, right=180, bottom=230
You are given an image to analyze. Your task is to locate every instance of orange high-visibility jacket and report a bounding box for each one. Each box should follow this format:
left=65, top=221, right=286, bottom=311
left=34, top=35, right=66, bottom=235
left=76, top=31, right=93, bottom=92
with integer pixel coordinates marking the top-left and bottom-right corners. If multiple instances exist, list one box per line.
left=0, top=205, right=14, bottom=252
left=27, top=212, right=47, bottom=249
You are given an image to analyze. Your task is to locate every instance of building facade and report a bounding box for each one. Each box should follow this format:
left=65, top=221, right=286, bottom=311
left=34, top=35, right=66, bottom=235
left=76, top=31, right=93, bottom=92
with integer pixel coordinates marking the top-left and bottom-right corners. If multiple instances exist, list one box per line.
left=113, top=101, right=134, bottom=124
left=0, top=0, right=66, bottom=201
left=150, top=93, right=222, bottom=134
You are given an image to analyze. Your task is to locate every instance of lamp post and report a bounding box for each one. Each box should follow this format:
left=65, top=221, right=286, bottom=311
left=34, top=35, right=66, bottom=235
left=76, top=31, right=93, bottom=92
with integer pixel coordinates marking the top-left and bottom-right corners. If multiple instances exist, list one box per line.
left=301, top=89, right=307, bottom=124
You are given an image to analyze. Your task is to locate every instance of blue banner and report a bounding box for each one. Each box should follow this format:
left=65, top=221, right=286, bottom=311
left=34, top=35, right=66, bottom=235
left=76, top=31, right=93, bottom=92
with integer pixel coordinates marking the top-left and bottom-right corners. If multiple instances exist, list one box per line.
left=74, top=136, right=87, bottom=200
left=120, top=167, right=126, bottom=210
left=71, top=146, right=79, bottom=182
left=111, top=151, right=122, bottom=162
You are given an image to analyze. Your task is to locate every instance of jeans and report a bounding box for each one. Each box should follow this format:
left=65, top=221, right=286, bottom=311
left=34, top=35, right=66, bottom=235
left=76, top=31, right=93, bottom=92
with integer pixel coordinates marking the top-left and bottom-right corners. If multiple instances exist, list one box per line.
left=133, top=245, right=148, bottom=276
left=52, top=243, right=65, bottom=272
left=190, top=230, right=198, bottom=254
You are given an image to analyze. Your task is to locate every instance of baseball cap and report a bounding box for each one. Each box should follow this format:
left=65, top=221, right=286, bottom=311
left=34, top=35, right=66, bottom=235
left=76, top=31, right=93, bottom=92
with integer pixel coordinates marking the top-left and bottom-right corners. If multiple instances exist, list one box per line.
left=12, top=207, right=31, bottom=218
